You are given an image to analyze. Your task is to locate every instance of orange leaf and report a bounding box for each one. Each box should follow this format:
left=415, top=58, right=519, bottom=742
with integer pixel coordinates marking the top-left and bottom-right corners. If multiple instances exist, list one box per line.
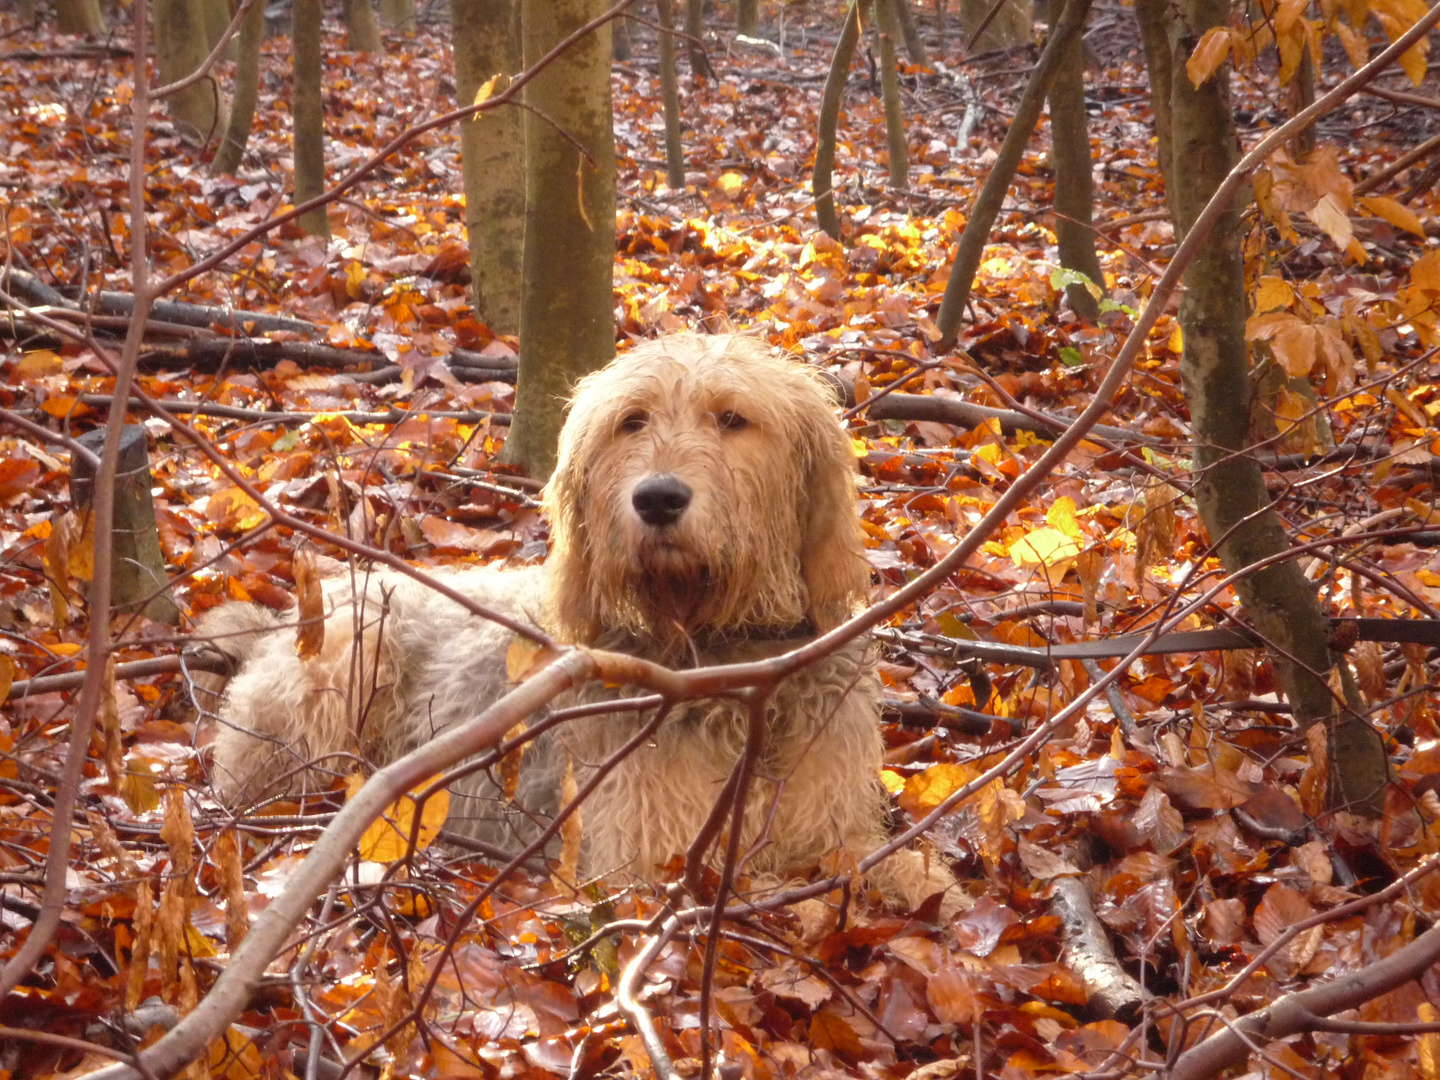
left=293, top=549, right=325, bottom=661
left=1186, top=26, right=1232, bottom=86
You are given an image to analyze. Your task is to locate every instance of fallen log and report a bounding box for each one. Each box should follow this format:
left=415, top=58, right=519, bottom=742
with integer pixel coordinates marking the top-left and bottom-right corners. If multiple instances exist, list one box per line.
left=1050, top=876, right=1150, bottom=1022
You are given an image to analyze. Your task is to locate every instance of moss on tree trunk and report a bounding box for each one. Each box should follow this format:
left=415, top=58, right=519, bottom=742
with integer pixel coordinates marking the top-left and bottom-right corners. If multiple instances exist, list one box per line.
left=503, top=0, right=617, bottom=479
left=452, top=0, right=523, bottom=334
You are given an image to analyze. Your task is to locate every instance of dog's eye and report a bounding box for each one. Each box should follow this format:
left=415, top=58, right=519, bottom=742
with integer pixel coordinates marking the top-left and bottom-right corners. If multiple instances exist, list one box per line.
left=619, top=411, right=648, bottom=434
left=718, top=410, right=748, bottom=431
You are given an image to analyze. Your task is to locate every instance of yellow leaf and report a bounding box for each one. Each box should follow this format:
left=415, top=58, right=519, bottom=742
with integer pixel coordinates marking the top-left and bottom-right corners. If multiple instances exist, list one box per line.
left=1046, top=496, right=1084, bottom=541
left=880, top=768, right=906, bottom=794
left=899, top=762, right=978, bottom=817
left=15, top=350, right=63, bottom=381
left=1009, top=526, right=1081, bottom=572
left=1419, top=1003, right=1440, bottom=1080
left=471, top=72, right=503, bottom=109
left=1307, top=192, right=1353, bottom=252
left=1186, top=26, right=1232, bottom=87
left=1334, top=17, right=1369, bottom=67
left=505, top=636, right=559, bottom=682
left=354, top=777, right=451, bottom=863
left=1358, top=195, right=1426, bottom=237
left=1253, top=276, right=1294, bottom=313
left=1400, top=39, right=1428, bottom=85
left=1412, top=249, right=1440, bottom=293
left=715, top=171, right=747, bottom=196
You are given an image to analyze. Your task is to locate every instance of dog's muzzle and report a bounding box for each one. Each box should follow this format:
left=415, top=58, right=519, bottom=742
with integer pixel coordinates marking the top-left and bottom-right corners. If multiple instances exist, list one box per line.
left=631, top=474, right=692, bottom=528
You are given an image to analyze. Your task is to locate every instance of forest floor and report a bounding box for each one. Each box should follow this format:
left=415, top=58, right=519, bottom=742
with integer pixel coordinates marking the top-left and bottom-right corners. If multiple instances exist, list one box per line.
left=3, top=3, right=1440, bottom=1079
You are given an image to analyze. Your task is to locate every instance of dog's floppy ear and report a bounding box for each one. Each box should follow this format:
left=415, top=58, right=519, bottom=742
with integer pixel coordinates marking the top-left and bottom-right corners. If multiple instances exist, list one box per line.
left=543, top=416, right=602, bottom=645
left=797, top=392, right=870, bottom=632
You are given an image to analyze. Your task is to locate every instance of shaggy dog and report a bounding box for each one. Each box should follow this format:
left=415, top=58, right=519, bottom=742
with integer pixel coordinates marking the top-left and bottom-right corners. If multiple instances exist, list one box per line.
left=196, top=335, right=960, bottom=915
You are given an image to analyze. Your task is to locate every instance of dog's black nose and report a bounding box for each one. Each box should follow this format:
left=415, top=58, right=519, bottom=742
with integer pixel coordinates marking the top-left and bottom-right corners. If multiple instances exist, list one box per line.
left=632, top=474, right=692, bottom=527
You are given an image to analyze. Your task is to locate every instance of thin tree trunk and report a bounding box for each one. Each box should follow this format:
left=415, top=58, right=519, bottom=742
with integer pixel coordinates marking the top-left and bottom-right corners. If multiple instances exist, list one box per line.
left=876, top=0, right=909, bottom=188
left=814, top=0, right=864, bottom=239
left=1288, top=47, right=1317, bottom=157
left=935, top=0, right=1091, bottom=347
left=1047, top=0, right=1103, bottom=318
left=1133, top=0, right=1174, bottom=216
left=894, top=0, right=928, bottom=65
left=505, top=0, right=617, bottom=478
left=685, top=0, right=714, bottom=78
left=379, top=0, right=418, bottom=32
left=201, top=0, right=234, bottom=55
left=613, top=12, right=633, bottom=58
left=738, top=0, right=760, bottom=35
left=1164, top=0, right=1386, bottom=814
left=155, top=0, right=228, bottom=145
left=344, top=0, right=384, bottom=51
left=293, top=0, right=331, bottom=237
left=56, top=0, right=105, bottom=34
left=213, top=0, right=266, bottom=175
left=452, top=0, right=523, bottom=333
left=658, top=0, right=686, bottom=190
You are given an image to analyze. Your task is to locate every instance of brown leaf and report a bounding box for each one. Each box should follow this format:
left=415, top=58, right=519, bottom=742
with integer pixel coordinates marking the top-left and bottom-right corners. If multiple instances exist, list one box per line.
left=214, top=829, right=249, bottom=950
left=556, top=752, right=582, bottom=889
left=293, top=548, right=325, bottom=661
left=101, top=656, right=122, bottom=790
left=1155, top=764, right=1257, bottom=812
left=125, top=880, right=155, bottom=1011
left=927, top=967, right=983, bottom=1026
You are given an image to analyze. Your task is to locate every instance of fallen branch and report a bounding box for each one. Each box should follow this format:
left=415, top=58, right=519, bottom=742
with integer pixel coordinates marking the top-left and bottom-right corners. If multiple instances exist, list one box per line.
left=1050, top=877, right=1150, bottom=1023
left=1, top=270, right=319, bottom=336
left=1167, top=923, right=1440, bottom=1080
left=78, top=394, right=511, bottom=426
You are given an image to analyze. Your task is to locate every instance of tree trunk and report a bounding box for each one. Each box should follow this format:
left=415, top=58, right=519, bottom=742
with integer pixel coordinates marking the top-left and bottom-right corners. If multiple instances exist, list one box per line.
left=959, top=0, right=1031, bottom=51
left=1165, top=0, right=1387, bottom=814
left=685, top=0, right=714, bottom=78
left=504, top=0, right=617, bottom=479
left=1133, top=0, right=1174, bottom=216
left=875, top=0, right=909, bottom=188
left=658, top=0, right=686, bottom=190
left=814, top=0, right=863, bottom=239
left=935, top=0, right=1090, bottom=347
left=201, top=0, right=235, bottom=55
left=344, top=0, right=384, bottom=51
left=894, top=0, right=928, bottom=65
left=737, top=0, right=760, bottom=35
left=452, top=0, right=524, bottom=334
left=213, top=0, right=266, bottom=175
left=1288, top=47, right=1317, bottom=157
left=154, top=0, right=228, bottom=145
left=1047, top=0, right=1103, bottom=318
left=613, top=12, right=634, bottom=58
left=56, top=0, right=105, bottom=35
left=379, top=0, right=419, bottom=33
left=293, top=0, right=331, bottom=238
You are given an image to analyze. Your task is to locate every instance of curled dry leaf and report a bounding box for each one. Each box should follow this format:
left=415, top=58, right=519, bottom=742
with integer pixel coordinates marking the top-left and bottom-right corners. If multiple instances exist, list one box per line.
left=293, top=547, right=325, bottom=661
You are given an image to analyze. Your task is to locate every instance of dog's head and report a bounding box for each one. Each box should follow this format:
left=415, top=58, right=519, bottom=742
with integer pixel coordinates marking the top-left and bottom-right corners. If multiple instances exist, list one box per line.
left=544, top=334, right=870, bottom=648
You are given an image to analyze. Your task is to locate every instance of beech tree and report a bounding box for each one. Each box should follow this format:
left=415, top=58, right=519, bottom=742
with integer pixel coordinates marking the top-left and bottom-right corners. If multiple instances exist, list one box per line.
left=503, top=0, right=617, bottom=477
left=452, top=0, right=523, bottom=333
